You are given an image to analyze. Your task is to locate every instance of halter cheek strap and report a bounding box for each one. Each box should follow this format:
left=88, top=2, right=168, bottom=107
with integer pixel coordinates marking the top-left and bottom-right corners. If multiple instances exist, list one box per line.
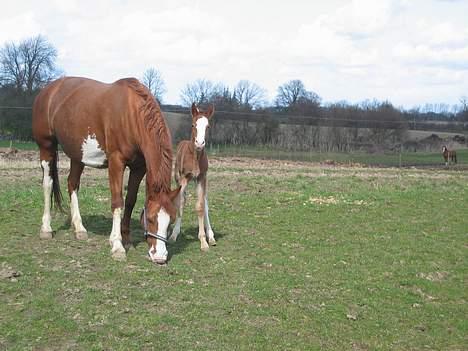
left=143, top=207, right=169, bottom=244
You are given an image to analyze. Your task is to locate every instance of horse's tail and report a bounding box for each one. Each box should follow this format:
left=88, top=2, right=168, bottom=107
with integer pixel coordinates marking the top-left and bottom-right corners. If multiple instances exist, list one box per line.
left=50, top=149, right=64, bottom=213
left=454, top=153, right=457, bottom=164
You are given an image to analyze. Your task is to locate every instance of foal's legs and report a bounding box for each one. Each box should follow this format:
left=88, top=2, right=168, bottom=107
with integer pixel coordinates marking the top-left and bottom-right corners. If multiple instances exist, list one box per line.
left=204, top=194, right=216, bottom=246
left=38, top=144, right=56, bottom=239
left=121, top=166, right=145, bottom=250
left=169, top=177, right=188, bottom=242
left=68, top=160, right=87, bottom=240
left=196, top=178, right=209, bottom=251
left=107, top=154, right=126, bottom=261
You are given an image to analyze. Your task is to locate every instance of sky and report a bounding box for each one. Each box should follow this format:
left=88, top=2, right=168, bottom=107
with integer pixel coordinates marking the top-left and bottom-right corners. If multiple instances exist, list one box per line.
left=1, top=0, right=467, bottom=109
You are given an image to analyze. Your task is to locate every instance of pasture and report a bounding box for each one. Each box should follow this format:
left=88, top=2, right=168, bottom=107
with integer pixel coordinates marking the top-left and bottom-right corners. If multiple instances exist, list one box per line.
left=0, top=152, right=467, bottom=350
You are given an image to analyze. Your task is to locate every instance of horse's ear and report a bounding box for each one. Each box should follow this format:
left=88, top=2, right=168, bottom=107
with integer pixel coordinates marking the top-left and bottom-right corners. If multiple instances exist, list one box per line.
left=191, top=103, right=199, bottom=117
left=207, top=104, right=215, bottom=119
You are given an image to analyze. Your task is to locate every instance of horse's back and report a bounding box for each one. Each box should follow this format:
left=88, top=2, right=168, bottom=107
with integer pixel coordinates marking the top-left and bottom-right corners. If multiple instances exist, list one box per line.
left=33, top=77, right=109, bottom=132
left=33, top=76, right=139, bottom=164
left=33, top=76, right=136, bottom=127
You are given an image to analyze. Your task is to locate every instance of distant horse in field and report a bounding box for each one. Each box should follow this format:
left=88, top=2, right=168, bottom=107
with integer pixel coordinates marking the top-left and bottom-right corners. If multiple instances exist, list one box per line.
left=169, top=103, right=216, bottom=251
left=442, top=145, right=457, bottom=166
left=32, top=77, right=180, bottom=264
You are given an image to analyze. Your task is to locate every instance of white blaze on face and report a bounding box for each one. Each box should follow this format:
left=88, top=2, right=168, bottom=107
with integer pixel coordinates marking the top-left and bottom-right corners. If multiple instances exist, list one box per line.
left=148, top=208, right=171, bottom=262
left=194, top=116, right=209, bottom=149
left=81, top=134, right=107, bottom=167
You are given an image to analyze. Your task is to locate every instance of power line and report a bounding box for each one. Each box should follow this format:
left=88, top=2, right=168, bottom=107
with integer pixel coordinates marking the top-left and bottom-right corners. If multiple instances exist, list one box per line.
left=0, top=105, right=465, bottom=127
left=0, top=106, right=32, bottom=110
left=164, top=108, right=466, bottom=126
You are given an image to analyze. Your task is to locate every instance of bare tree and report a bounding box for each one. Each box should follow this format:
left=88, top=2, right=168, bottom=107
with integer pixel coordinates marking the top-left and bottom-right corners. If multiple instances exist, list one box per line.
left=275, top=79, right=321, bottom=115
left=210, top=84, right=239, bottom=111
left=459, top=96, right=468, bottom=121
left=142, top=67, right=166, bottom=103
left=0, top=35, right=59, bottom=94
left=234, top=80, right=266, bottom=110
left=0, top=43, right=24, bottom=90
left=180, top=79, right=219, bottom=106
left=275, top=79, right=306, bottom=107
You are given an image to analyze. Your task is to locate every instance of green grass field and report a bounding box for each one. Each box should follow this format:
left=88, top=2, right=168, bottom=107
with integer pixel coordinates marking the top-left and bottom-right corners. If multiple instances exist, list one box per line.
left=0, top=140, right=38, bottom=150
left=207, top=144, right=468, bottom=167
left=0, top=155, right=466, bottom=350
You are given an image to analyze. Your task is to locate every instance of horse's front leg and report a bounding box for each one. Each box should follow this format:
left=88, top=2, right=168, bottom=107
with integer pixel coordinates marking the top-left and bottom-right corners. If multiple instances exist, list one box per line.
left=204, top=194, right=216, bottom=246
left=108, top=154, right=126, bottom=261
left=122, top=167, right=145, bottom=250
left=196, top=178, right=209, bottom=251
left=169, top=177, right=188, bottom=242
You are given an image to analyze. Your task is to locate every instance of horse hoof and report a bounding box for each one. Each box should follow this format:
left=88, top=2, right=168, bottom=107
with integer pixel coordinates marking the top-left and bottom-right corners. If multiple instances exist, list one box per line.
left=209, top=238, right=217, bottom=246
left=75, top=231, right=88, bottom=240
left=39, top=231, right=53, bottom=240
left=112, top=251, right=127, bottom=261
left=168, top=235, right=177, bottom=243
left=123, top=242, right=132, bottom=251
left=201, top=245, right=210, bottom=252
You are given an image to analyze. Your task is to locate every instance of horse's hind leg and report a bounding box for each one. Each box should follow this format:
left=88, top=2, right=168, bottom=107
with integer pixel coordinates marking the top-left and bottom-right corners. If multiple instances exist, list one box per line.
left=38, top=141, right=56, bottom=239
left=68, top=159, right=87, bottom=240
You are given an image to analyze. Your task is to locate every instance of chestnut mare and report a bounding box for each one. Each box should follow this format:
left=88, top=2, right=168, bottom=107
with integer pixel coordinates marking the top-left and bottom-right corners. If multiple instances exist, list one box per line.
left=169, top=103, right=216, bottom=250
left=32, top=77, right=180, bottom=264
left=442, top=145, right=457, bottom=166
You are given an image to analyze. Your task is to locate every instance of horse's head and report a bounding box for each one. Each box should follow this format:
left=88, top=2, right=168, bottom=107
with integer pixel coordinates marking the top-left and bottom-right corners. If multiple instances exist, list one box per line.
left=191, top=102, right=215, bottom=151
left=442, top=145, right=448, bottom=153
left=141, top=186, right=181, bottom=264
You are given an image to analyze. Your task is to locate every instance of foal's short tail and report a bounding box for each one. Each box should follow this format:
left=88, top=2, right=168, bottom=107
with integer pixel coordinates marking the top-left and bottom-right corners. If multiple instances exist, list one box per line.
left=50, top=149, right=64, bottom=213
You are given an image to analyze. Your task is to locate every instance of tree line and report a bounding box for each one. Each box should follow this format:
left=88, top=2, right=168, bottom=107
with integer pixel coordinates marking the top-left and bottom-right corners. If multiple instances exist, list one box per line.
left=1, top=36, right=467, bottom=150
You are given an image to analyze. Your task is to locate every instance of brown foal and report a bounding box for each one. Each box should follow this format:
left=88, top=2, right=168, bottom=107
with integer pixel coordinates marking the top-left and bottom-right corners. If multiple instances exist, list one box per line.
left=170, top=103, right=216, bottom=251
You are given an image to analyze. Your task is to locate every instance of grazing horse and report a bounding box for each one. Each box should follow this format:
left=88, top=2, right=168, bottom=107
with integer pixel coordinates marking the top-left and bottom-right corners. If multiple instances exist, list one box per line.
left=169, top=103, right=216, bottom=251
left=32, top=76, right=180, bottom=264
left=442, top=145, right=457, bottom=166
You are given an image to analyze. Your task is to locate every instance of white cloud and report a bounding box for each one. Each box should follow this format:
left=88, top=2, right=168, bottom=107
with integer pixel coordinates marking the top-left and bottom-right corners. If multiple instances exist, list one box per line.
left=0, top=12, right=42, bottom=44
left=0, top=0, right=467, bottom=107
left=320, top=0, right=405, bottom=38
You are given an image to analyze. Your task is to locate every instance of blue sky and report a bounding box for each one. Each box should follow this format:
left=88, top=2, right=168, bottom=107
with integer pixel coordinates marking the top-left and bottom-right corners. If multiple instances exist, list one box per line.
left=1, top=0, right=467, bottom=108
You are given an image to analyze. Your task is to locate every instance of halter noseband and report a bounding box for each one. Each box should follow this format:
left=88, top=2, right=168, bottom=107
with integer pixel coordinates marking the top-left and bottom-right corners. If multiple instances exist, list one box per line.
left=142, top=207, right=169, bottom=244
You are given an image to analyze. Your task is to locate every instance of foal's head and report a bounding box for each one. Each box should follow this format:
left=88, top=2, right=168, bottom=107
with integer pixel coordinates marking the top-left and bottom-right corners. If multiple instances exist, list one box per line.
left=442, top=145, right=448, bottom=153
left=191, top=103, right=215, bottom=151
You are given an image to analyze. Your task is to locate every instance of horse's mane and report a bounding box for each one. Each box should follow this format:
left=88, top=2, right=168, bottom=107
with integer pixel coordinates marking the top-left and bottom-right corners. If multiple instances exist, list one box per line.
left=117, top=78, right=173, bottom=193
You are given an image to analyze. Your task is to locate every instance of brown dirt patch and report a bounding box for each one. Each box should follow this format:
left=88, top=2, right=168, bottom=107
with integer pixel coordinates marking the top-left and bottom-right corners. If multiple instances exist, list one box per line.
left=2, top=151, right=467, bottom=183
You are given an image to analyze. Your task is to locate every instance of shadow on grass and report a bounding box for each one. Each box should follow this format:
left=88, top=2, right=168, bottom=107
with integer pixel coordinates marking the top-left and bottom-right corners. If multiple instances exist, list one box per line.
left=58, top=214, right=227, bottom=260
left=57, top=214, right=112, bottom=237
left=166, top=226, right=227, bottom=261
